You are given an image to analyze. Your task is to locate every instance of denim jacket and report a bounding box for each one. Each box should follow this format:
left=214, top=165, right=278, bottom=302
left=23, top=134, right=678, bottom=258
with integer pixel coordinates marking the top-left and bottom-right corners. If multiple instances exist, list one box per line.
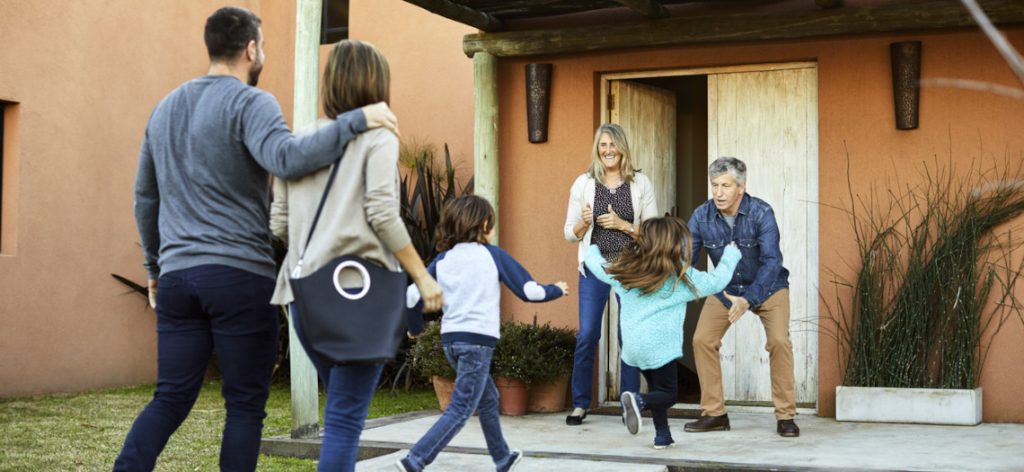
left=687, top=194, right=789, bottom=309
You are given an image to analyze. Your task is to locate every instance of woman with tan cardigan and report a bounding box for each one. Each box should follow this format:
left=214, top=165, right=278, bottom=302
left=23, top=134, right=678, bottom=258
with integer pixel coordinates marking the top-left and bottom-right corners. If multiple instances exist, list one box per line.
left=269, top=40, right=441, bottom=471
left=563, top=123, right=658, bottom=425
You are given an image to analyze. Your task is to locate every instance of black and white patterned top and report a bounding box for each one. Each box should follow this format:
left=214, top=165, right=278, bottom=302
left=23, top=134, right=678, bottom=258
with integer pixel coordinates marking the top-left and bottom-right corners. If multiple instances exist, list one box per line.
left=591, top=182, right=634, bottom=260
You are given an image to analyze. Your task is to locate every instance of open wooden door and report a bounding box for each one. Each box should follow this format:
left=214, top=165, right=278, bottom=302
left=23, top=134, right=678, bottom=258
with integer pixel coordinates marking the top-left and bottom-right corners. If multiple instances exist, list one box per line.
left=707, top=65, right=819, bottom=408
left=601, top=80, right=676, bottom=400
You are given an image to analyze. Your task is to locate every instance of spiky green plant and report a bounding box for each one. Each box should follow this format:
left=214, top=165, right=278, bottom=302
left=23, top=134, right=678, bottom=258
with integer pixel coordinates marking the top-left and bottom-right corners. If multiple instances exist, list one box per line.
left=825, top=154, right=1024, bottom=389
left=399, top=142, right=474, bottom=264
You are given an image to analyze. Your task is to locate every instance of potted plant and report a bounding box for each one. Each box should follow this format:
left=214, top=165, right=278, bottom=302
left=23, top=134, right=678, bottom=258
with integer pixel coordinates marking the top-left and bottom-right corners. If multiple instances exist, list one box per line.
left=826, top=160, right=1024, bottom=425
left=522, top=319, right=576, bottom=413
left=410, top=321, right=457, bottom=411
left=492, top=321, right=531, bottom=416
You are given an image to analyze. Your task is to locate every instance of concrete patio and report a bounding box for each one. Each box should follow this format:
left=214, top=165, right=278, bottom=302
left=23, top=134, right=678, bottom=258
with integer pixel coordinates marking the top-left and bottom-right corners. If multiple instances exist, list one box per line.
left=261, top=408, right=1024, bottom=471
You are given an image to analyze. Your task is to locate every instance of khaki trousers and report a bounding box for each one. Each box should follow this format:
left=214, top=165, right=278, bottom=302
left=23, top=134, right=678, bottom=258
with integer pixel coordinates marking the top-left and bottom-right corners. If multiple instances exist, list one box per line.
left=693, top=289, right=797, bottom=419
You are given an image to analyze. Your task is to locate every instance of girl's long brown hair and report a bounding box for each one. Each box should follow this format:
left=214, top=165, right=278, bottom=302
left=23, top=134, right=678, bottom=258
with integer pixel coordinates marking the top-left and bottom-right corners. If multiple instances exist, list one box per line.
left=605, top=217, right=697, bottom=295
left=436, top=195, right=495, bottom=252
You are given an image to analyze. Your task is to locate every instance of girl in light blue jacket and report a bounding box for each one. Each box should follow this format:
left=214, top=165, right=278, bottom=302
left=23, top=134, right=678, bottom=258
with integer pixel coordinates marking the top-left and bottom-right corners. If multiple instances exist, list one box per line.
left=585, top=216, right=740, bottom=449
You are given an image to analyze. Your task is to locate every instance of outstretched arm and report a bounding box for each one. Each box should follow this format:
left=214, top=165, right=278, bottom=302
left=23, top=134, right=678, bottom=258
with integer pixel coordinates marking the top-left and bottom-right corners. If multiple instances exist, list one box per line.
left=583, top=245, right=619, bottom=288
left=488, top=246, right=568, bottom=302
left=686, top=244, right=741, bottom=299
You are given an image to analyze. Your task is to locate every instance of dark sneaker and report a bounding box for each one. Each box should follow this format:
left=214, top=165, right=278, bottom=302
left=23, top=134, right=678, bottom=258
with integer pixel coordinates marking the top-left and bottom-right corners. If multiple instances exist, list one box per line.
left=565, top=407, right=587, bottom=426
left=498, top=449, right=523, bottom=472
left=621, top=391, right=642, bottom=435
left=653, top=424, right=674, bottom=449
left=652, top=437, right=675, bottom=450
left=683, top=414, right=731, bottom=432
left=777, top=419, right=800, bottom=437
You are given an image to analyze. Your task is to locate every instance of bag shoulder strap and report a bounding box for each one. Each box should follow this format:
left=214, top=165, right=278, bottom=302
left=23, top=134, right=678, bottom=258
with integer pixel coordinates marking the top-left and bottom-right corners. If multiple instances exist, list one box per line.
left=292, top=157, right=343, bottom=276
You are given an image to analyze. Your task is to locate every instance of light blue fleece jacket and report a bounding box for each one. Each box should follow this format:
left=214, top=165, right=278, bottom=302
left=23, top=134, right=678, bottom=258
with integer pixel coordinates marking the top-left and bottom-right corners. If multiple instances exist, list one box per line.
left=584, top=244, right=741, bottom=370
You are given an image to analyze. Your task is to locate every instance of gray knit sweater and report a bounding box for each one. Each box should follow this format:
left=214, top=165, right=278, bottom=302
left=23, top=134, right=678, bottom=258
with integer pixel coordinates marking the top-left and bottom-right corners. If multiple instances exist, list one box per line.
left=134, top=75, right=367, bottom=280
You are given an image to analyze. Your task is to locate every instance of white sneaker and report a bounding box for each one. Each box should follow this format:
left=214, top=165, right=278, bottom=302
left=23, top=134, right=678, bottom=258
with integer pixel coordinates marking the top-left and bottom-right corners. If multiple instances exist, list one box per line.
left=621, top=391, right=642, bottom=435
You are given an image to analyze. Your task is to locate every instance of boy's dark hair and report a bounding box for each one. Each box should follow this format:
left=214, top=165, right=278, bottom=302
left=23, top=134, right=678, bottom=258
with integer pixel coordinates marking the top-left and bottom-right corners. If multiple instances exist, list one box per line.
left=204, top=7, right=262, bottom=62
left=436, top=195, right=494, bottom=252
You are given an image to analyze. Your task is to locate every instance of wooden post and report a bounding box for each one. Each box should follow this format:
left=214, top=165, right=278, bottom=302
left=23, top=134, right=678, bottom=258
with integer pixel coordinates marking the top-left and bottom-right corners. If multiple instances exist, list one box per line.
left=473, top=52, right=499, bottom=242
left=288, top=0, right=321, bottom=440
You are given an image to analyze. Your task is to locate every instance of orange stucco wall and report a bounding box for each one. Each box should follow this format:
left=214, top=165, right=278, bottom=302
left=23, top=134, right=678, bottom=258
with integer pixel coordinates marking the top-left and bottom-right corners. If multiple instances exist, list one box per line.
left=494, top=29, right=1024, bottom=422
left=0, top=0, right=473, bottom=398
left=0, top=1, right=261, bottom=397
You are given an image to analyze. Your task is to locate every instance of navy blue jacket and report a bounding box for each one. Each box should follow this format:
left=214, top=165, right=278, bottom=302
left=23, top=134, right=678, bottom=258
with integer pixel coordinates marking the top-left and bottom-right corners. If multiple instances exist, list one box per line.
left=687, top=194, right=789, bottom=309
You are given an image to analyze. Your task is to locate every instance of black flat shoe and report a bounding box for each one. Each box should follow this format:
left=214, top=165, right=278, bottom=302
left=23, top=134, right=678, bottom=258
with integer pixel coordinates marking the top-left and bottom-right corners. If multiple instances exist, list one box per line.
left=684, top=414, right=731, bottom=432
left=777, top=419, right=800, bottom=437
left=565, top=407, right=587, bottom=425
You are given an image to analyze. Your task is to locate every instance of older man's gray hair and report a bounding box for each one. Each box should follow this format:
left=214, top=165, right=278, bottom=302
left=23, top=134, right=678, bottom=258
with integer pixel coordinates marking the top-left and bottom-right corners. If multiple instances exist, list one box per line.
left=708, top=157, right=747, bottom=184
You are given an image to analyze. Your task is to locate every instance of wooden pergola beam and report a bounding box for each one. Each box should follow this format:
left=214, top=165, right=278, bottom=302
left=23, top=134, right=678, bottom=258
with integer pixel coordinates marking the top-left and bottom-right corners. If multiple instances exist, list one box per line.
left=404, top=0, right=505, bottom=32
left=613, top=0, right=669, bottom=19
left=463, top=0, right=1024, bottom=57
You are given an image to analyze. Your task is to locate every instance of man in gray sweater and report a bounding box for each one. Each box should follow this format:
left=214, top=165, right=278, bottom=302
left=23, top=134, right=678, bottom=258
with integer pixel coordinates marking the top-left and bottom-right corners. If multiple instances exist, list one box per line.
left=114, top=7, right=398, bottom=471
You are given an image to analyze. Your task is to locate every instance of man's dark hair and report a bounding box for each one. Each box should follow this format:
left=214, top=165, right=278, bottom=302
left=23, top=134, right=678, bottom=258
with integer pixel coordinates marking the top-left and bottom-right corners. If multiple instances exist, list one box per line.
left=204, top=7, right=262, bottom=61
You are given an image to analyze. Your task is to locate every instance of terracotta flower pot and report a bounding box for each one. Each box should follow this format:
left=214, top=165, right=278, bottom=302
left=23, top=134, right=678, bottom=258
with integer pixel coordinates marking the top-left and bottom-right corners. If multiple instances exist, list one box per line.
left=495, top=376, right=528, bottom=416
left=431, top=375, right=455, bottom=411
left=528, top=376, right=569, bottom=413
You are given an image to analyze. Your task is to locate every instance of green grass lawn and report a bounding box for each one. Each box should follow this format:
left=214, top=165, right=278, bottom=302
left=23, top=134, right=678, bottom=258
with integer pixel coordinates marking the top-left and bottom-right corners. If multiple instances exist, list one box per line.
left=0, top=382, right=437, bottom=471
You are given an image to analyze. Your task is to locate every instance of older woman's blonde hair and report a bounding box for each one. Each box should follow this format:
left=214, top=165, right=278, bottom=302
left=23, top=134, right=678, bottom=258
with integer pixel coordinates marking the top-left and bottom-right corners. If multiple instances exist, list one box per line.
left=587, top=123, right=636, bottom=183
left=321, top=40, right=390, bottom=119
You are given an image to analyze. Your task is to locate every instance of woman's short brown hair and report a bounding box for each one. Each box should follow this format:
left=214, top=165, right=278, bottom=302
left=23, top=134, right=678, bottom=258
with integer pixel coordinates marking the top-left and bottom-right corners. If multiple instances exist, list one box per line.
left=436, top=195, right=495, bottom=252
left=321, top=40, right=390, bottom=119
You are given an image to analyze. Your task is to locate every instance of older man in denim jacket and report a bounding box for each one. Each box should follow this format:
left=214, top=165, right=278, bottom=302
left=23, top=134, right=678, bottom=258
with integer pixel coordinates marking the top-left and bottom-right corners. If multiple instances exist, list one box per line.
left=683, top=157, right=799, bottom=438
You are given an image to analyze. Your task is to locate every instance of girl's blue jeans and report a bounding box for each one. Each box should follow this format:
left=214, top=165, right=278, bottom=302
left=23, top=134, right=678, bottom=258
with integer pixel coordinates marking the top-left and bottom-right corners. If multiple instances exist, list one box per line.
left=571, top=266, right=641, bottom=409
left=402, top=342, right=517, bottom=472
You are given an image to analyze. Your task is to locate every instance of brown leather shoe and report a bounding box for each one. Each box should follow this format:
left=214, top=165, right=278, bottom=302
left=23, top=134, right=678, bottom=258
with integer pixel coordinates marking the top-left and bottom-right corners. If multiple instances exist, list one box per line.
left=684, top=414, right=730, bottom=432
left=777, top=419, right=800, bottom=437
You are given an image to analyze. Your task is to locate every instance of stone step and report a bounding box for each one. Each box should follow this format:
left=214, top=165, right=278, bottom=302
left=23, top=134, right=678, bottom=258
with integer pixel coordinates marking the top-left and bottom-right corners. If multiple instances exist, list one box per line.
left=357, top=450, right=669, bottom=472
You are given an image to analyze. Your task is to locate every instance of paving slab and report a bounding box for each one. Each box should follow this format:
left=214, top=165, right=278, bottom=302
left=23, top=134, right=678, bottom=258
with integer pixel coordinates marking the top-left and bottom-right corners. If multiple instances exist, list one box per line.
left=355, top=411, right=1024, bottom=471
left=356, top=450, right=668, bottom=471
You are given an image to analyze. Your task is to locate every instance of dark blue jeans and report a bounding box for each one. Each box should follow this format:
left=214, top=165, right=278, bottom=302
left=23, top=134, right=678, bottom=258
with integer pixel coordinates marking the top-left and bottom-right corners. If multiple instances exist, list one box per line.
left=403, top=342, right=516, bottom=471
left=113, top=265, right=279, bottom=472
left=640, top=360, right=679, bottom=443
left=291, top=306, right=384, bottom=472
left=571, top=267, right=641, bottom=409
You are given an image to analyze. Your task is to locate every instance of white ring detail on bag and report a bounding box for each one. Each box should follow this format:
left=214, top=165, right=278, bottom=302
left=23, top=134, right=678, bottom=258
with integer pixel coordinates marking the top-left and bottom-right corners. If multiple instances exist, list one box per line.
left=333, top=260, right=371, bottom=300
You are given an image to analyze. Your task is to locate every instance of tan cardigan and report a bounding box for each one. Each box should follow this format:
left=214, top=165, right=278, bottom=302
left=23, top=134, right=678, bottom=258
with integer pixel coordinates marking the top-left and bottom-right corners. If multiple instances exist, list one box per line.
left=269, top=124, right=410, bottom=305
left=563, top=172, right=658, bottom=275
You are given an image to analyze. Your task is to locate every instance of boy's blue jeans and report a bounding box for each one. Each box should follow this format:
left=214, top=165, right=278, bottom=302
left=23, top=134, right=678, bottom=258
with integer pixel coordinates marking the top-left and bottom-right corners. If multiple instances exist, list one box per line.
left=571, top=267, right=641, bottom=409
left=291, top=307, right=384, bottom=472
left=403, top=342, right=517, bottom=471
left=113, top=265, right=279, bottom=472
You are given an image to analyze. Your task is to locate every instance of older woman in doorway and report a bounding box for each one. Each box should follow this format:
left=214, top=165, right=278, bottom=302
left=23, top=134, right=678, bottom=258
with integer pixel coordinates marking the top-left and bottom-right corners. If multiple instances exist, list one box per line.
left=563, top=123, right=658, bottom=425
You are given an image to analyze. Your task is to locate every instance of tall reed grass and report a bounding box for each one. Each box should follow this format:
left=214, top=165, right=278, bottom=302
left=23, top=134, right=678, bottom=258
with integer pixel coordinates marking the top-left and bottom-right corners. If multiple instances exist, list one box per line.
left=826, top=156, right=1024, bottom=389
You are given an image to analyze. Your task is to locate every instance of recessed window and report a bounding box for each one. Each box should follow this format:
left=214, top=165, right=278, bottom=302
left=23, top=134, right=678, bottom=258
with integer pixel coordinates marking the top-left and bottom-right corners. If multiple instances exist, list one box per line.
left=0, top=101, right=5, bottom=246
left=0, top=99, right=15, bottom=255
left=321, top=0, right=349, bottom=45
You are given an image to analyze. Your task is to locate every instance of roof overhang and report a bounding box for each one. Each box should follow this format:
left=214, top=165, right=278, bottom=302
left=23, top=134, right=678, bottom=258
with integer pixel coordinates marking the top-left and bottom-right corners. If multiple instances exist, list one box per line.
left=401, top=0, right=1024, bottom=58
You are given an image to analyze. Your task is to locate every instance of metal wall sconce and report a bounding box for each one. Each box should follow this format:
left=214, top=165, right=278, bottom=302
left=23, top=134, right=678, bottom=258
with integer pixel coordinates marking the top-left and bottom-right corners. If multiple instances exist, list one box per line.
left=526, top=63, right=552, bottom=143
left=891, top=41, right=922, bottom=130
